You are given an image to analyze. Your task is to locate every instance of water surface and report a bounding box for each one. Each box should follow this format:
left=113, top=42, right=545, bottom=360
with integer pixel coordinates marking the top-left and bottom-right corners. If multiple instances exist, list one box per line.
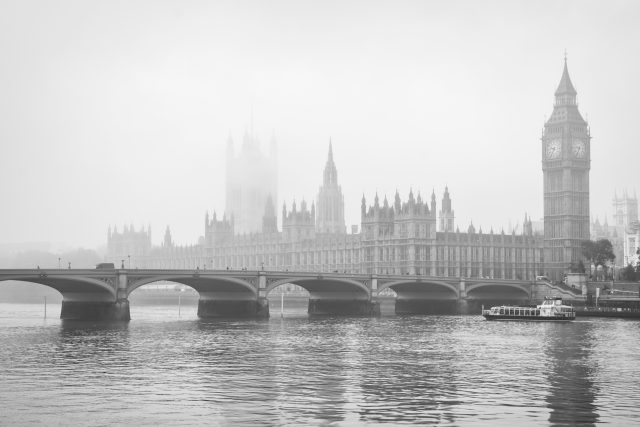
left=1, top=302, right=639, bottom=425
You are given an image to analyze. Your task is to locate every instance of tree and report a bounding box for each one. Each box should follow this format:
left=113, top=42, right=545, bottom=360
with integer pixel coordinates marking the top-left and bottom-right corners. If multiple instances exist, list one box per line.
left=581, top=239, right=616, bottom=268
left=581, top=239, right=616, bottom=278
left=569, top=260, right=586, bottom=273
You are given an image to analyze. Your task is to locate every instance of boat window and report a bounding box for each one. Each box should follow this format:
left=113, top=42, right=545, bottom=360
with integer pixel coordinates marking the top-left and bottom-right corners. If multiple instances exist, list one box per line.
left=500, top=308, right=504, bottom=315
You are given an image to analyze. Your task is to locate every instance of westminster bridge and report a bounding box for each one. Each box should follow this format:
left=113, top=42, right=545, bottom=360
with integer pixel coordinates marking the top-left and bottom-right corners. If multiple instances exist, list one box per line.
left=0, top=268, right=582, bottom=321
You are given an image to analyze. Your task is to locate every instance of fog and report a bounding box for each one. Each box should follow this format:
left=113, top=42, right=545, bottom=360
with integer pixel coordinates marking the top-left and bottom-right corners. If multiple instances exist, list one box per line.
left=1, top=0, right=639, bottom=250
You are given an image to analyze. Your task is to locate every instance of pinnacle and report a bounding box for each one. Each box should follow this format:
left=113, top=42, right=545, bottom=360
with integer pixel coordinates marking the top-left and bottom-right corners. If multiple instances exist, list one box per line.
left=555, top=58, right=577, bottom=96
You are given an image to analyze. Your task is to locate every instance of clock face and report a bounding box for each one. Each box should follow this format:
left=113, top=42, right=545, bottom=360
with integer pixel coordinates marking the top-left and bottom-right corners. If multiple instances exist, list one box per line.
left=572, top=139, right=586, bottom=158
left=546, top=139, right=561, bottom=159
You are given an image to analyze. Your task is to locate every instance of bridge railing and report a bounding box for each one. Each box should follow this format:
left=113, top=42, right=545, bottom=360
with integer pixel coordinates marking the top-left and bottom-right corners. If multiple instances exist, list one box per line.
left=537, top=280, right=582, bottom=296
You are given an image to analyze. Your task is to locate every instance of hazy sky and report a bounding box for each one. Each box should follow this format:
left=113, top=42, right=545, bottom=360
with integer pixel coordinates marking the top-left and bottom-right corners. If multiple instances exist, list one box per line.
left=1, top=0, right=639, bottom=250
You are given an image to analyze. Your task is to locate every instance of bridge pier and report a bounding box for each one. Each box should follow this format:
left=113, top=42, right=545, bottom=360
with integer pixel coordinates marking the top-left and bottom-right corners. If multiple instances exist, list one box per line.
left=308, top=298, right=380, bottom=316
left=61, top=299, right=130, bottom=321
left=197, top=297, right=269, bottom=318
left=395, top=298, right=458, bottom=315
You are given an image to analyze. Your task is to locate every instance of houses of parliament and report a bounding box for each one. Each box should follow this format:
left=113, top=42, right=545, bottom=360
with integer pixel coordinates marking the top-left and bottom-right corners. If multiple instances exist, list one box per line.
left=108, top=59, right=604, bottom=282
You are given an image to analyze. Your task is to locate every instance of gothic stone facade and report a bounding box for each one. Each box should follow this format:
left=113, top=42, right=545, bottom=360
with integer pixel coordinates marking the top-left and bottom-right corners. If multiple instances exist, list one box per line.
left=108, top=145, right=544, bottom=281
left=107, top=62, right=597, bottom=280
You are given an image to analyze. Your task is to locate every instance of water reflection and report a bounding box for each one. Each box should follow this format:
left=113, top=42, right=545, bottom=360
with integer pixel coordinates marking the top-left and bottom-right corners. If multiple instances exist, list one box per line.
left=543, top=321, right=599, bottom=425
left=356, top=317, right=458, bottom=424
left=2, top=304, right=640, bottom=425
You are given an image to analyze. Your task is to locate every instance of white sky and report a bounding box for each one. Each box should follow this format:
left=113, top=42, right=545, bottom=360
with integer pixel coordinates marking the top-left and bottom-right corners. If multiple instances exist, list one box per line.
left=1, top=0, right=639, bottom=249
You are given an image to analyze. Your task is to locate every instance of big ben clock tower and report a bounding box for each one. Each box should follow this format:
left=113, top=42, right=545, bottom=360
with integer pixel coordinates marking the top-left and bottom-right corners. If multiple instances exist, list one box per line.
left=542, top=57, right=591, bottom=281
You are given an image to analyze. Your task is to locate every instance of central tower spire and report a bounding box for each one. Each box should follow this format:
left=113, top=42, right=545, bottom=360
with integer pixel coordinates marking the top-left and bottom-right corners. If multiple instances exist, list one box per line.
left=323, top=139, right=338, bottom=186
left=316, top=139, right=346, bottom=234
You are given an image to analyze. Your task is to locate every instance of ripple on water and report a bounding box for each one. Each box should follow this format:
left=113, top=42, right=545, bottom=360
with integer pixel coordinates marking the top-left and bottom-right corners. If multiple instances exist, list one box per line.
left=1, top=304, right=640, bottom=425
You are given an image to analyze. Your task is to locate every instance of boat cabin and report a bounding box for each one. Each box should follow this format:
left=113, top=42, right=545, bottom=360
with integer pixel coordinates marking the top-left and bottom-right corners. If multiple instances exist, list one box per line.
left=483, top=297, right=575, bottom=320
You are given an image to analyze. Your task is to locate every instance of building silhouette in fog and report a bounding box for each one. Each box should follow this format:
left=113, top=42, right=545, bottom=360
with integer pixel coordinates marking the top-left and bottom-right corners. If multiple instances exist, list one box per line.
left=225, top=130, right=278, bottom=234
left=107, top=59, right=604, bottom=281
left=109, top=143, right=543, bottom=279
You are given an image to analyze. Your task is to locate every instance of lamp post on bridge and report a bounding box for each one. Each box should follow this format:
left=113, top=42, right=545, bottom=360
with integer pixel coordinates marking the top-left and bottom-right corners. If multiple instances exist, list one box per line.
left=128, top=254, right=131, bottom=269
left=58, top=257, right=61, bottom=269
left=611, top=263, right=615, bottom=294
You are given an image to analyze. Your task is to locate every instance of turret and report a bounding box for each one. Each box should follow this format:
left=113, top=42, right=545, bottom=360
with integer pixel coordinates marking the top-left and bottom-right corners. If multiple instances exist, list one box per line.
left=431, top=189, right=436, bottom=213
left=361, top=188, right=437, bottom=245
left=282, top=198, right=315, bottom=242
left=468, top=221, right=476, bottom=234
left=439, top=186, right=455, bottom=232
left=163, top=226, right=173, bottom=248
left=523, top=213, right=533, bottom=237
left=204, top=211, right=233, bottom=247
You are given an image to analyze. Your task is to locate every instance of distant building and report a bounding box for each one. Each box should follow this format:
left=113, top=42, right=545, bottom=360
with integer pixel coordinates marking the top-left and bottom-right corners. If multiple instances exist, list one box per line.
left=108, top=144, right=544, bottom=280
left=591, top=217, right=623, bottom=265
left=591, top=190, right=638, bottom=266
left=107, top=225, right=151, bottom=259
left=613, top=190, right=638, bottom=229
left=614, top=190, right=640, bottom=266
left=624, top=221, right=640, bottom=267
left=106, top=59, right=595, bottom=282
left=225, top=130, right=278, bottom=234
left=316, top=142, right=346, bottom=234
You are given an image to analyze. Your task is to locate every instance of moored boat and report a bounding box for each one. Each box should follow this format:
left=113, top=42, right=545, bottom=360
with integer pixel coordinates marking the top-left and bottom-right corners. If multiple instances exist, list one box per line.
left=482, top=297, right=575, bottom=321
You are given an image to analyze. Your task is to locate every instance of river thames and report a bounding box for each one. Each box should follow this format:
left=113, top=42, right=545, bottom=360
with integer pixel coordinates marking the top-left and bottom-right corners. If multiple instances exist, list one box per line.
left=1, top=302, right=639, bottom=426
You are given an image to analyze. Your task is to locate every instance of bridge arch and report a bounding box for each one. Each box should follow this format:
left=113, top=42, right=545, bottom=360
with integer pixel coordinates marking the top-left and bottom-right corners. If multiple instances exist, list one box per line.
left=126, top=275, right=257, bottom=296
left=0, top=275, right=117, bottom=300
left=377, top=279, right=459, bottom=298
left=466, top=282, right=531, bottom=299
left=265, top=276, right=370, bottom=298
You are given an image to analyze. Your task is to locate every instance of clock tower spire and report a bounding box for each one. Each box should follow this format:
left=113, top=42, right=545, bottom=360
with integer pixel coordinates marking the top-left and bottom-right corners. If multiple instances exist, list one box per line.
left=542, top=57, right=591, bottom=281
